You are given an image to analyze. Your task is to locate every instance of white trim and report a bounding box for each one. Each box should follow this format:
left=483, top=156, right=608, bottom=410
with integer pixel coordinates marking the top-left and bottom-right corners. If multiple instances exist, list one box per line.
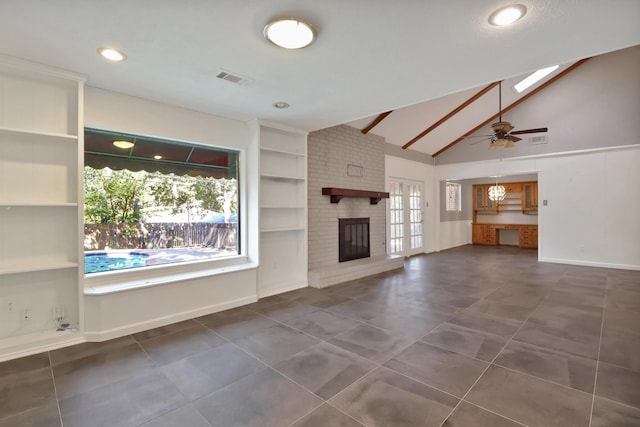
left=440, top=144, right=640, bottom=169
left=258, top=120, right=309, bottom=136
left=0, top=332, right=86, bottom=363
left=540, top=257, right=640, bottom=271
left=258, top=281, right=307, bottom=298
left=84, top=260, right=257, bottom=295
left=83, top=295, right=257, bottom=342
left=0, top=54, right=87, bottom=81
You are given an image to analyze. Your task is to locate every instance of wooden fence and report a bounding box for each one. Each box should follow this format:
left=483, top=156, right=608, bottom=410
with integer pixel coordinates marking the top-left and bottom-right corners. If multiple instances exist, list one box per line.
left=84, top=223, right=237, bottom=251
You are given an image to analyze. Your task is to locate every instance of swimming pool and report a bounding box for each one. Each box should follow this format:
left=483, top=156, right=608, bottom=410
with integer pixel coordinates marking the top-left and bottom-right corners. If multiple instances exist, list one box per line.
left=85, top=252, right=150, bottom=274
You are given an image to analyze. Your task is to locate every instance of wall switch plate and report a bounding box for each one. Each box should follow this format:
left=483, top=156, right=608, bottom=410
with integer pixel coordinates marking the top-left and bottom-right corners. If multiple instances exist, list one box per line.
left=543, top=200, right=548, bottom=206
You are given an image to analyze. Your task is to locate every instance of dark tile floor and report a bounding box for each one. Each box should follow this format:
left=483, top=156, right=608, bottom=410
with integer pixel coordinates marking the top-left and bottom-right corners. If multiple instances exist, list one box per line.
left=2, top=245, right=640, bottom=427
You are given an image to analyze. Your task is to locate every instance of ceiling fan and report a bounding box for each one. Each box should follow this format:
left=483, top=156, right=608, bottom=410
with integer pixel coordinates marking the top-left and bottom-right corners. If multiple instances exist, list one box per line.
left=472, top=81, right=548, bottom=150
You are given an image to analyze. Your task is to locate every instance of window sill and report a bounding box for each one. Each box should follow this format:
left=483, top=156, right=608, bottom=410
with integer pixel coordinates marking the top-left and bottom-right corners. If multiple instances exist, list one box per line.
left=84, top=255, right=256, bottom=296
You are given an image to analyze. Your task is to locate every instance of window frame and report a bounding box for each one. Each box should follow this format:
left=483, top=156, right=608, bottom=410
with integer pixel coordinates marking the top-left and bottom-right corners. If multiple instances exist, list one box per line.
left=82, top=128, right=249, bottom=293
left=445, top=182, right=462, bottom=212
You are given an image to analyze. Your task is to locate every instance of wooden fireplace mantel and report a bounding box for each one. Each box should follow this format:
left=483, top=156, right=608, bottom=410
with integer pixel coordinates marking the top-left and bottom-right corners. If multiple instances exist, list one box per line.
left=322, top=187, right=390, bottom=205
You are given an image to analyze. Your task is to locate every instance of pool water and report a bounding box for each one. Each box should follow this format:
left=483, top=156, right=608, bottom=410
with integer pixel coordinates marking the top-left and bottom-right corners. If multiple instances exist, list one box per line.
left=85, top=252, right=150, bottom=274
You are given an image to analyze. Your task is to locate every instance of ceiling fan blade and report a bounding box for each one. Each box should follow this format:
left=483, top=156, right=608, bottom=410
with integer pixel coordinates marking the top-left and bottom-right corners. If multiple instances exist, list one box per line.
left=510, top=127, right=548, bottom=135
left=461, top=134, right=494, bottom=139
left=508, top=135, right=522, bottom=142
left=469, top=137, right=492, bottom=146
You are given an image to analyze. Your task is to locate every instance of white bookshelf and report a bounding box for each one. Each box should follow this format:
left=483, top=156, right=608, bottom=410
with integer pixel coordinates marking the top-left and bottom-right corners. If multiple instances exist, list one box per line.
left=0, top=55, right=85, bottom=358
left=258, top=125, right=308, bottom=297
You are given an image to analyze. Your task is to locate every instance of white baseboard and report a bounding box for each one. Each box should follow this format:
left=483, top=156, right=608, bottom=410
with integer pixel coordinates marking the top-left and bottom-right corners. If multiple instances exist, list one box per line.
left=0, top=333, right=86, bottom=363
left=259, top=281, right=307, bottom=298
left=540, top=257, right=640, bottom=271
left=84, top=295, right=257, bottom=342
left=309, top=255, right=404, bottom=288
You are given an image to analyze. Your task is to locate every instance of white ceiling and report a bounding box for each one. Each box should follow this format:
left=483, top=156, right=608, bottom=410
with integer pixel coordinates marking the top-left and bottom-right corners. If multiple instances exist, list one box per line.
left=1, top=1, right=639, bottom=152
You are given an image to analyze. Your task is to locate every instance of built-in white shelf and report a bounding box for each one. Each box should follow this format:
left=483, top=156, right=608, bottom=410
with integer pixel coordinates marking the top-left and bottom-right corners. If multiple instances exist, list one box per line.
left=258, top=124, right=308, bottom=298
left=0, top=56, right=84, bottom=359
left=0, top=202, right=78, bottom=208
left=261, top=227, right=305, bottom=233
left=0, top=262, right=79, bottom=277
left=0, top=126, right=77, bottom=142
left=260, top=173, right=305, bottom=181
left=261, top=205, right=304, bottom=209
left=260, top=147, right=305, bottom=157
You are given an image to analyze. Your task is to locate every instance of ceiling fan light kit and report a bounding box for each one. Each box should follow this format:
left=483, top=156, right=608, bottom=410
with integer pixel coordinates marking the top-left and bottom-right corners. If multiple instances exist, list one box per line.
left=483, top=81, right=548, bottom=150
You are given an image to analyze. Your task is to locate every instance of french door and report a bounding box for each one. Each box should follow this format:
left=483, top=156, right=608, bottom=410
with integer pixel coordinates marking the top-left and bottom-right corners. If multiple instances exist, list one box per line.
left=388, top=178, right=424, bottom=256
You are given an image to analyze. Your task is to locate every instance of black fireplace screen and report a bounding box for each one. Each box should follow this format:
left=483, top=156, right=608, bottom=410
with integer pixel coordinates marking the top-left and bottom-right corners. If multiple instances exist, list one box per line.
left=339, top=218, right=370, bottom=262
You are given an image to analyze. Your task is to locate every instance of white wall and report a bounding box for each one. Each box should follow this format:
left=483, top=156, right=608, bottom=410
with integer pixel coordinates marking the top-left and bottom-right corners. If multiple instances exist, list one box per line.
left=385, top=155, right=436, bottom=254
left=437, top=46, right=640, bottom=164
left=83, top=87, right=260, bottom=340
left=436, top=145, right=640, bottom=270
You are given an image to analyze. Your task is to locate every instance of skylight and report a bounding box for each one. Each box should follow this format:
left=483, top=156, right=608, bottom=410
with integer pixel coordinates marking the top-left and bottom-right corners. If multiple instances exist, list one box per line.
left=514, top=65, right=560, bottom=93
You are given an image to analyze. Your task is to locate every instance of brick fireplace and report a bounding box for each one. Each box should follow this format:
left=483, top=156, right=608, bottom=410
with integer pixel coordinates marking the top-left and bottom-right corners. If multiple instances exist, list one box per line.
left=307, top=125, right=403, bottom=287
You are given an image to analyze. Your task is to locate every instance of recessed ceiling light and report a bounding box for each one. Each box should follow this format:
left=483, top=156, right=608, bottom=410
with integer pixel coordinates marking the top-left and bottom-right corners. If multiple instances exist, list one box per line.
left=488, top=4, right=527, bottom=26
left=273, top=101, right=290, bottom=109
left=97, top=47, right=127, bottom=62
left=153, top=155, right=163, bottom=160
left=264, top=19, right=316, bottom=49
left=514, top=65, right=560, bottom=92
left=112, top=140, right=134, bottom=149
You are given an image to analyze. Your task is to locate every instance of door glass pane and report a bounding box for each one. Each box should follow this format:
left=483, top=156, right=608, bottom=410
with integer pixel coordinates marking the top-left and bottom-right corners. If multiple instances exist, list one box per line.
left=408, top=183, right=423, bottom=250
left=389, top=180, right=403, bottom=253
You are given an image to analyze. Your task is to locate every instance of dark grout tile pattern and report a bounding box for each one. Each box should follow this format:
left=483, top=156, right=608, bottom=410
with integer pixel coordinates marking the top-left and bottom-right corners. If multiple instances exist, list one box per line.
left=1, top=245, right=639, bottom=426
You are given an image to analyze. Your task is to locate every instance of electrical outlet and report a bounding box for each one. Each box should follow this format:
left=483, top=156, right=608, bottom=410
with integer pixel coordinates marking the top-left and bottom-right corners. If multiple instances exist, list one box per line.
left=7, top=301, right=13, bottom=312
left=54, top=305, right=65, bottom=320
left=21, top=308, right=32, bottom=321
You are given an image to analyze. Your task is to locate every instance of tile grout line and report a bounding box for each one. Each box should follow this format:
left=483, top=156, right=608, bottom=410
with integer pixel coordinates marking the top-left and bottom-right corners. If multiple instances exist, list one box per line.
left=203, top=321, right=369, bottom=427
left=47, top=351, right=64, bottom=427
left=588, top=277, right=609, bottom=427
left=436, top=290, right=548, bottom=427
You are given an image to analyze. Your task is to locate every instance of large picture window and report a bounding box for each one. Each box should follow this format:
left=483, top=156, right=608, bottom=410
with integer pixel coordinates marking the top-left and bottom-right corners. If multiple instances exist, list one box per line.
left=84, top=128, right=239, bottom=274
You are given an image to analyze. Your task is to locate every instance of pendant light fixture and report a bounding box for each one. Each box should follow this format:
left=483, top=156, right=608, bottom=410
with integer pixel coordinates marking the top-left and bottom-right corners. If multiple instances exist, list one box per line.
left=488, top=176, right=506, bottom=201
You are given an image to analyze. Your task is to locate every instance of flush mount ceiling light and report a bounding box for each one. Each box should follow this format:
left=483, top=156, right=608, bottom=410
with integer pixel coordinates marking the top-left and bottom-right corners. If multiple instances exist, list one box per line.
left=97, top=47, right=127, bottom=62
left=264, top=18, right=316, bottom=49
left=112, top=140, right=134, bottom=149
left=488, top=4, right=527, bottom=26
left=514, top=65, right=560, bottom=93
left=273, top=101, right=290, bottom=109
left=153, top=155, right=163, bottom=160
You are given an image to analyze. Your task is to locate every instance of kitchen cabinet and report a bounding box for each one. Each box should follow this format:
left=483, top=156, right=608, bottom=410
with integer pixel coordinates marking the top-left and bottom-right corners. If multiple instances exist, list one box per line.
left=519, top=225, right=538, bottom=248
left=522, top=182, right=538, bottom=212
left=473, top=185, right=497, bottom=211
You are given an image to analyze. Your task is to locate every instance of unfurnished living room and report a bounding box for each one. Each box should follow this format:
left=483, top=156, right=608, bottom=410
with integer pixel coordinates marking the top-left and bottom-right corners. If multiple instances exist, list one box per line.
left=0, top=2, right=639, bottom=427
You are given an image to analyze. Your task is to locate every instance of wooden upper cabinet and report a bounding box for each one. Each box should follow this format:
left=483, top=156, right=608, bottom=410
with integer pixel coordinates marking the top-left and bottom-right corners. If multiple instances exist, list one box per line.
left=473, top=185, right=496, bottom=211
left=504, top=182, right=522, bottom=193
left=522, top=182, right=538, bottom=211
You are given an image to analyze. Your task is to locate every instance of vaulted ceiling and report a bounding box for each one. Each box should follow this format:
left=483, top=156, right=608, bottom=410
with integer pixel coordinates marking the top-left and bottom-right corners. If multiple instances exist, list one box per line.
left=1, top=1, right=639, bottom=145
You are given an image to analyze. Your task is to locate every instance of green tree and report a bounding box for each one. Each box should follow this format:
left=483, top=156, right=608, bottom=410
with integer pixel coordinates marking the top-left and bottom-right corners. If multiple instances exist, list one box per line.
left=84, top=167, right=238, bottom=224
left=84, top=168, right=145, bottom=224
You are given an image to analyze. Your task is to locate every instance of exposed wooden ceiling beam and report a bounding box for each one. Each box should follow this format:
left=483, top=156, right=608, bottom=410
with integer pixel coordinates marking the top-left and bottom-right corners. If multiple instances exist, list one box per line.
left=402, top=81, right=500, bottom=150
left=361, top=110, right=393, bottom=134
left=433, top=58, right=591, bottom=157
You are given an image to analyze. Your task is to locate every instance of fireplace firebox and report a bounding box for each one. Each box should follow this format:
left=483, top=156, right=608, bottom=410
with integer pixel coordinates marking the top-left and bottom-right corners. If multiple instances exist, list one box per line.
left=339, top=218, right=370, bottom=262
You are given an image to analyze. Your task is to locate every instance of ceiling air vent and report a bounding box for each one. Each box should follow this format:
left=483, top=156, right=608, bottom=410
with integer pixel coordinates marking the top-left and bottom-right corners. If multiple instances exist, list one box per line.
left=527, top=135, right=548, bottom=145
left=215, top=70, right=253, bottom=85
